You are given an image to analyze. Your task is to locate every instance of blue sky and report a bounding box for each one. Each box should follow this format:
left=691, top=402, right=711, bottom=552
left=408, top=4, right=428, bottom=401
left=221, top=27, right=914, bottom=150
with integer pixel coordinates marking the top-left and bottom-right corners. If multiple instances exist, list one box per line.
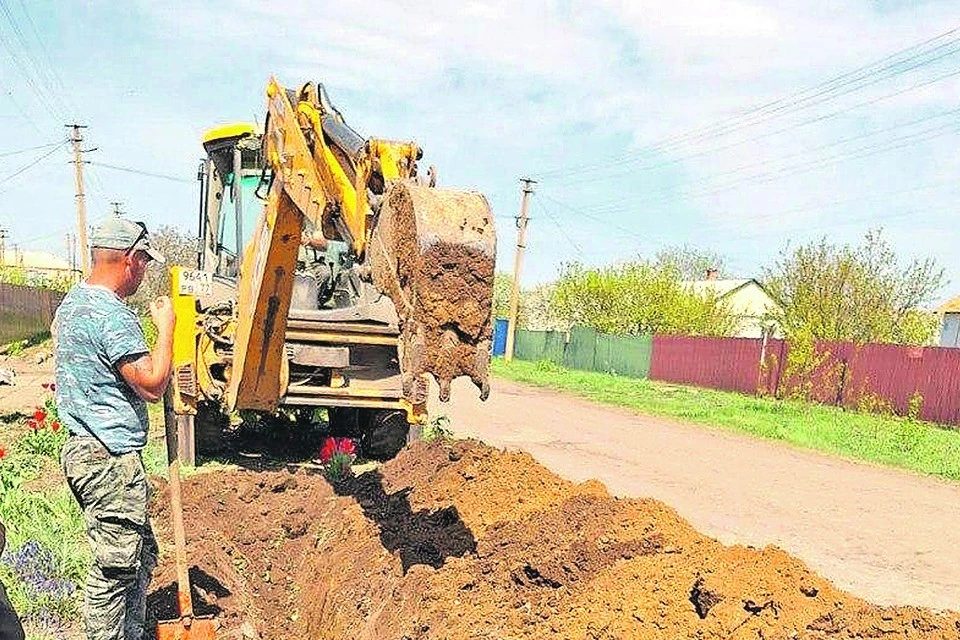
left=1, top=1, right=959, bottom=302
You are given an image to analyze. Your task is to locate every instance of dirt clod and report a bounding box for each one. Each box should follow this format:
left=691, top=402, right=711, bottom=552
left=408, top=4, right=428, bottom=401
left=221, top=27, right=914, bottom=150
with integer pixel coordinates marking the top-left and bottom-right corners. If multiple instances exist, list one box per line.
left=147, top=440, right=960, bottom=639
left=690, top=577, right=724, bottom=619
left=369, top=183, right=495, bottom=403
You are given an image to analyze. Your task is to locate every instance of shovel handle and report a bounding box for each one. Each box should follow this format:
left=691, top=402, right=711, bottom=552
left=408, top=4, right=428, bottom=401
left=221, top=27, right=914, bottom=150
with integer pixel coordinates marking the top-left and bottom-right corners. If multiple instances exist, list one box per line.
left=163, top=387, right=194, bottom=618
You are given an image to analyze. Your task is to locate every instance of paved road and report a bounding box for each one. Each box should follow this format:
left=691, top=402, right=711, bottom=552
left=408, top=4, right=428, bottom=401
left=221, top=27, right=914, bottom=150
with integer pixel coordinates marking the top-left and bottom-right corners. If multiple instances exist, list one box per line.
left=430, top=378, right=960, bottom=611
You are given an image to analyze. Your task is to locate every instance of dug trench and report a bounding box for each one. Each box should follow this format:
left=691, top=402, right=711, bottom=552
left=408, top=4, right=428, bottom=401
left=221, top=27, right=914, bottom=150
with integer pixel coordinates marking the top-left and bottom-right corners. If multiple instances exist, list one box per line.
left=145, top=440, right=960, bottom=639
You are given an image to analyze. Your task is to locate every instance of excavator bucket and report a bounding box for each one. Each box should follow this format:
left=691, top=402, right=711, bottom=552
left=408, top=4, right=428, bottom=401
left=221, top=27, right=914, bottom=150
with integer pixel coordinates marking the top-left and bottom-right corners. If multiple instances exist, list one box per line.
left=369, top=182, right=496, bottom=404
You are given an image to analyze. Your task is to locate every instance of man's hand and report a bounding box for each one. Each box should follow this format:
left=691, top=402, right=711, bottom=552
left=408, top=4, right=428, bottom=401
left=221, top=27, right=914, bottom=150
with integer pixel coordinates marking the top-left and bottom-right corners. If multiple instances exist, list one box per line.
left=150, top=296, right=175, bottom=335
left=120, top=296, right=175, bottom=402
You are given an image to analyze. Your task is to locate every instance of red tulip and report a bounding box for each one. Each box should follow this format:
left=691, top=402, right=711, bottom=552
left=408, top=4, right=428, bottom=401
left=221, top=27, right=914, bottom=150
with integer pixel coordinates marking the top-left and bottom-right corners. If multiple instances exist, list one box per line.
left=0, top=447, right=6, bottom=459
left=336, top=438, right=356, bottom=456
left=33, top=408, right=46, bottom=424
left=319, top=438, right=337, bottom=464
left=26, top=420, right=38, bottom=431
left=51, top=421, right=61, bottom=433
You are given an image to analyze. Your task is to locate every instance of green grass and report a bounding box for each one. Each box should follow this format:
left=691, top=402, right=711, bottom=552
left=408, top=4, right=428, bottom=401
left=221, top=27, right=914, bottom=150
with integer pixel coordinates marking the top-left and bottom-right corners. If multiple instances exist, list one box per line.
left=0, top=401, right=173, bottom=638
left=0, top=443, right=87, bottom=635
left=493, top=359, right=960, bottom=481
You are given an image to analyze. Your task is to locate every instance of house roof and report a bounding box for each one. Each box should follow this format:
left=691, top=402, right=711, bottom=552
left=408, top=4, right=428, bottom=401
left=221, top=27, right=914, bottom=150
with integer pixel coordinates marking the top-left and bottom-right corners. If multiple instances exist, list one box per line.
left=937, top=295, right=960, bottom=314
left=681, top=278, right=780, bottom=316
left=683, top=278, right=756, bottom=298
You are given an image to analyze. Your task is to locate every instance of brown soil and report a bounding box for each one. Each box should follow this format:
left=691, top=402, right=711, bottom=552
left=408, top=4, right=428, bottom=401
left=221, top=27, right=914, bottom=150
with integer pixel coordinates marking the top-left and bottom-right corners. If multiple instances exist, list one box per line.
left=147, top=440, right=960, bottom=639
left=369, top=183, right=495, bottom=403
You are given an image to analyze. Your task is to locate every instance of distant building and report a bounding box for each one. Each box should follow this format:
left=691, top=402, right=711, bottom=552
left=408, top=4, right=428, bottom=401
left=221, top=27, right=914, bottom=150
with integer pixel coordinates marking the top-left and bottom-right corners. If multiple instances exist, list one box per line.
left=0, top=248, right=79, bottom=285
left=937, top=295, right=960, bottom=347
left=682, top=271, right=781, bottom=338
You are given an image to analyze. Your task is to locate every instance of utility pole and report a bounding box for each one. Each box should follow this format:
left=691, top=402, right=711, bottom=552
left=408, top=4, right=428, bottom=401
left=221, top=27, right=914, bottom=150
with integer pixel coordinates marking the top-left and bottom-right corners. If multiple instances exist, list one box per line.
left=67, top=124, right=90, bottom=276
left=110, top=201, right=124, bottom=217
left=0, top=227, right=6, bottom=265
left=504, top=177, right=536, bottom=362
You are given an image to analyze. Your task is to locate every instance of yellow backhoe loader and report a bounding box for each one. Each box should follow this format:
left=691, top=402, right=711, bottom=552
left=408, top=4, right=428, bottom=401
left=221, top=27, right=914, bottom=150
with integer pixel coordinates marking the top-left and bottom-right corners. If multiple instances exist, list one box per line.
left=166, top=78, right=495, bottom=463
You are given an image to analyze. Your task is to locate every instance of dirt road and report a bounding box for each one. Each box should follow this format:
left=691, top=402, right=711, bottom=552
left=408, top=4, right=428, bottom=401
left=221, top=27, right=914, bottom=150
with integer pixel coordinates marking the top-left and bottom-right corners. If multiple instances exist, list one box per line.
left=432, top=378, right=960, bottom=611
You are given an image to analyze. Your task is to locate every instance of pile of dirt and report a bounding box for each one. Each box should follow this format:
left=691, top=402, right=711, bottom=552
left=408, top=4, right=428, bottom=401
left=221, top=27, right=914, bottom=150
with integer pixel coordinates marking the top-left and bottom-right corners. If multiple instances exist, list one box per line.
left=369, top=183, right=495, bottom=403
left=147, top=440, right=960, bottom=639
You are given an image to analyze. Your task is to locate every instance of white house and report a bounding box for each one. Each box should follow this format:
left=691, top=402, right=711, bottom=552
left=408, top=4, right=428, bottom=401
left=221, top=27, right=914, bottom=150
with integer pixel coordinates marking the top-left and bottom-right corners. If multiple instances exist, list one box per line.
left=682, top=271, right=781, bottom=338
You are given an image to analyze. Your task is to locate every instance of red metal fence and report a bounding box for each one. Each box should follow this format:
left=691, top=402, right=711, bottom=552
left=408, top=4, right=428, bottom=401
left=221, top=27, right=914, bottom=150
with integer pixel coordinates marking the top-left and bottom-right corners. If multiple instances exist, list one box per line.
left=649, top=335, right=960, bottom=426
left=650, top=336, right=768, bottom=394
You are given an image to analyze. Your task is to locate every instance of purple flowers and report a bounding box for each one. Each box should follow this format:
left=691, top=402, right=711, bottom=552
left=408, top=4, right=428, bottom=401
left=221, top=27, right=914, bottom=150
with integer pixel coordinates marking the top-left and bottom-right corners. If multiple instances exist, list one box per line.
left=3, top=540, right=77, bottom=630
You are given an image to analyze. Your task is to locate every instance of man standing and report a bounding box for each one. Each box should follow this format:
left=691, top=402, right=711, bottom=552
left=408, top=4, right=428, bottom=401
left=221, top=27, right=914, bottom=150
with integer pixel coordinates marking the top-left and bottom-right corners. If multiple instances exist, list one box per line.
left=54, top=218, right=174, bottom=640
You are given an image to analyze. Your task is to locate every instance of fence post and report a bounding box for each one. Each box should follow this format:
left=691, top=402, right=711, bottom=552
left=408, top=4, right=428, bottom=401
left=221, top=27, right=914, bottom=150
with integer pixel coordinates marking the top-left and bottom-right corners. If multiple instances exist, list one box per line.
left=773, top=339, right=787, bottom=398
left=835, top=358, right=848, bottom=407
left=757, top=331, right=769, bottom=395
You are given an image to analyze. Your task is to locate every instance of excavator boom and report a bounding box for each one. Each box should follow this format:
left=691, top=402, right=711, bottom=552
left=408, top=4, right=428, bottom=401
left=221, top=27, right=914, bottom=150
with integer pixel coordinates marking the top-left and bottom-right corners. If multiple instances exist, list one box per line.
left=225, top=78, right=495, bottom=413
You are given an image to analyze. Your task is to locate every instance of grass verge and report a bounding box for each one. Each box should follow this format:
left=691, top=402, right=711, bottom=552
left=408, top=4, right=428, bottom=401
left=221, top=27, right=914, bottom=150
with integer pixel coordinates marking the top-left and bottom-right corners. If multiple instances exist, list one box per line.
left=0, top=399, right=173, bottom=639
left=492, top=358, right=960, bottom=481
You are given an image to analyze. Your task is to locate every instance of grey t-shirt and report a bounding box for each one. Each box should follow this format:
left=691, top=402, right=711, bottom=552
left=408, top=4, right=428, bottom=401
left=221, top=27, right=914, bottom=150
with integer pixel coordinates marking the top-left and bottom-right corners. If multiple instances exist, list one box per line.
left=53, top=283, right=149, bottom=454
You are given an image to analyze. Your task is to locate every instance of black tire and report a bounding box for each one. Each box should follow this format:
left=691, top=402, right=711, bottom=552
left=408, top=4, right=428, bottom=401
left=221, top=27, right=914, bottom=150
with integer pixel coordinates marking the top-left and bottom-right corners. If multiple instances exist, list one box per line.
left=328, top=407, right=361, bottom=437
left=358, top=409, right=414, bottom=460
left=195, top=402, right=230, bottom=457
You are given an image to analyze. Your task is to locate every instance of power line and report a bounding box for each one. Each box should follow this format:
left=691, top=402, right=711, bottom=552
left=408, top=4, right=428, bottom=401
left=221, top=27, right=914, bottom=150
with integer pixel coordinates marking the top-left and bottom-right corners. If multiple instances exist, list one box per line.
left=729, top=179, right=957, bottom=228
left=13, top=0, right=76, bottom=117
left=539, top=25, right=960, bottom=178
left=0, top=0, right=71, bottom=118
left=0, top=159, right=58, bottom=198
left=730, top=201, right=960, bottom=244
left=534, top=199, right=583, bottom=256
left=545, top=30, right=960, bottom=179
left=539, top=194, right=648, bottom=243
left=85, top=163, right=111, bottom=205
left=0, top=2, right=64, bottom=123
left=0, top=76, right=40, bottom=134
left=17, top=211, right=110, bottom=246
left=703, top=108, right=960, bottom=183
left=552, top=65, right=960, bottom=190
left=654, top=40, right=960, bottom=157
left=0, top=141, right=64, bottom=184
left=88, top=161, right=193, bottom=184
left=0, top=139, right=63, bottom=158
left=548, top=119, right=960, bottom=218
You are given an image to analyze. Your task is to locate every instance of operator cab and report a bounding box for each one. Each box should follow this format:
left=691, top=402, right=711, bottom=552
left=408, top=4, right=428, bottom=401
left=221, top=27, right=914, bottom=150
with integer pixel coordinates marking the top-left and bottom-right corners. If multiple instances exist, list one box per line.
left=198, top=123, right=383, bottom=314
left=198, top=123, right=262, bottom=280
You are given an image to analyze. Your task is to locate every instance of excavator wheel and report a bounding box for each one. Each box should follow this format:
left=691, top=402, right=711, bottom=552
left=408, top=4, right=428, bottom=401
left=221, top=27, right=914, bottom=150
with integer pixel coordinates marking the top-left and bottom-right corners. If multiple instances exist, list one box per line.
left=327, top=407, right=361, bottom=438
left=195, top=401, right=231, bottom=457
left=359, top=409, right=416, bottom=461
left=328, top=408, right=416, bottom=460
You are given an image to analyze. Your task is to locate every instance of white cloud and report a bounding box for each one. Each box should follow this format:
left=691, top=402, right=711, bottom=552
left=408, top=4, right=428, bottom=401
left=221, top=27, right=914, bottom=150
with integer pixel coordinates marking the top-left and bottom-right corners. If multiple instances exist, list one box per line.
left=100, top=1, right=960, bottom=287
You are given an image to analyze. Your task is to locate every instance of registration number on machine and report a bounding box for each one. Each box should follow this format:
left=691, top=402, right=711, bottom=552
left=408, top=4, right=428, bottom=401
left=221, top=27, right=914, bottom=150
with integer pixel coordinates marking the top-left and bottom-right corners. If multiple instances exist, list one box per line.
left=178, top=270, right=213, bottom=296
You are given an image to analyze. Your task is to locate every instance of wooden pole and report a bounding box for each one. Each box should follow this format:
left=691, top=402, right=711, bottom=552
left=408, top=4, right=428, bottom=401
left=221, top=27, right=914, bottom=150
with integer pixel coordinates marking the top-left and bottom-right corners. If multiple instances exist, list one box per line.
left=504, top=178, right=536, bottom=362
left=67, top=124, right=90, bottom=276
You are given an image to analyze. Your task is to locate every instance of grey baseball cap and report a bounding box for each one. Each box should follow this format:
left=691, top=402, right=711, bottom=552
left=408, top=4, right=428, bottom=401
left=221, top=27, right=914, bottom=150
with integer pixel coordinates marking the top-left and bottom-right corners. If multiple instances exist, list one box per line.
left=90, top=217, right=165, bottom=264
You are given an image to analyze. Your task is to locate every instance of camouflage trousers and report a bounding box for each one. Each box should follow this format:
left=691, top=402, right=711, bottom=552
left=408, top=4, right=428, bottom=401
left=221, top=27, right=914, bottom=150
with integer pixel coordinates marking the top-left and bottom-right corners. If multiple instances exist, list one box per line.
left=0, top=579, right=24, bottom=640
left=62, top=437, right=158, bottom=640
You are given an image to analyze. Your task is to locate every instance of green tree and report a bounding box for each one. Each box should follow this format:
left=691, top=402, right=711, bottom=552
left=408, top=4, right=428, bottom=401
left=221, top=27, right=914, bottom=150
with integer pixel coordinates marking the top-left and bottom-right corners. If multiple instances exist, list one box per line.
left=763, top=230, right=944, bottom=345
left=550, top=260, right=740, bottom=336
left=492, top=272, right=515, bottom=320
left=127, top=225, right=198, bottom=313
left=523, top=283, right=567, bottom=331
left=655, top=245, right=728, bottom=280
